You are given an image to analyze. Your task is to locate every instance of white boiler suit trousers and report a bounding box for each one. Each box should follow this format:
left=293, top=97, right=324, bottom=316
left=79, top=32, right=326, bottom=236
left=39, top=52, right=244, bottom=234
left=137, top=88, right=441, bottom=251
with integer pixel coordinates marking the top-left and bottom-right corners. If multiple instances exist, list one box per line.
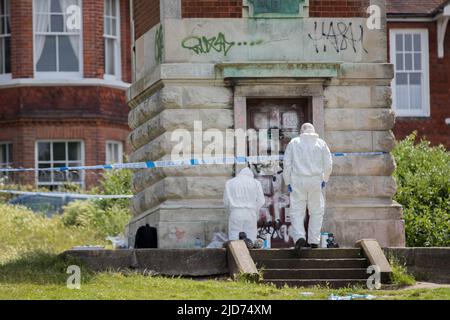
left=289, top=175, right=325, bottom=245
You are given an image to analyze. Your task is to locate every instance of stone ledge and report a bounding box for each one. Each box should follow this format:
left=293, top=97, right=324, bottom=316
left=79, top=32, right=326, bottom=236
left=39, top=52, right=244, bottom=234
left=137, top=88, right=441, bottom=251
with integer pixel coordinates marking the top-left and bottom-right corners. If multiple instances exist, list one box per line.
left=62, top=249, right=228, bottom=277
left=356, top=239, right=392, bottom=283
left=216, top=62, right=340, bottom=79
left=384, top=248, right=450, bottom=284
left=226, top=241, right=259, bottom=280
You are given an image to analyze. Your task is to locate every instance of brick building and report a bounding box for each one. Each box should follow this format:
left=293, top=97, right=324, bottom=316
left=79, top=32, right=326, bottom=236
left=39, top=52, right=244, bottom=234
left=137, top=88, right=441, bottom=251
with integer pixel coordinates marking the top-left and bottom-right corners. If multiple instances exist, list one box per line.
left=387, top=0, right=450, bottom=147
left=0, top=0, right=131, bottom=189
left=126, top=0, right=406, bottom=248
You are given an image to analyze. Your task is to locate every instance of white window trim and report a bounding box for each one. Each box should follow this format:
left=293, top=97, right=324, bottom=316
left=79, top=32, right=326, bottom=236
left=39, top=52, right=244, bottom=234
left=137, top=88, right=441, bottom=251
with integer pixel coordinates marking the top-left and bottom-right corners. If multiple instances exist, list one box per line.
left=35, top=140, right=85, bottom=188
left=0, top=0, right=10, bottom=76
left=105, top=140, right=123, bottom=164
left=0, top=141, right=12, bottom=167
left=103, top=0, right=121, bottom=80
left=390, top=29, right=430, bottom=117
left=32, top=0, right=84, bottom=79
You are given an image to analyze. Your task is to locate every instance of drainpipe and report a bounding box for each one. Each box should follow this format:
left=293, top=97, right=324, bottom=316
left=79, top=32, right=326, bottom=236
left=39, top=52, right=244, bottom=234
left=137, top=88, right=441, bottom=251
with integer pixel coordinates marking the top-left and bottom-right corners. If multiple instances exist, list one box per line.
left=437, top=4, right=450, bottom=58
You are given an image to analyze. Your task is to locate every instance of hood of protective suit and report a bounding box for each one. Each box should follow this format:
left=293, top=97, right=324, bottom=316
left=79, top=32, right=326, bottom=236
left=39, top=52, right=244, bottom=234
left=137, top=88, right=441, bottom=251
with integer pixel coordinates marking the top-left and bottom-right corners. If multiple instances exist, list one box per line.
left=282, top=131, right=333, bottom=185
left=223, top=167, right=265, bottom=211
left=238, top=167, right=254, bottom=178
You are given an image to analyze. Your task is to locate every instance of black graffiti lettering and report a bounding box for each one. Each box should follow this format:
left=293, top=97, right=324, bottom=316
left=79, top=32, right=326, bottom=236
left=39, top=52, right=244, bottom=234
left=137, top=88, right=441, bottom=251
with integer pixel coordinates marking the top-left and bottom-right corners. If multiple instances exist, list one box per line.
left=308, top=21, right=369, bottom=54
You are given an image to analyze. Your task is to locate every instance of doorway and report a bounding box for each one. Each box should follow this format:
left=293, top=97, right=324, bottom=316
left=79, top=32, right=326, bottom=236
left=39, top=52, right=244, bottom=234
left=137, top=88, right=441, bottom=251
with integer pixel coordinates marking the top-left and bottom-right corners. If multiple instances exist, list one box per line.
left=247, top=98, right=311, bottom=248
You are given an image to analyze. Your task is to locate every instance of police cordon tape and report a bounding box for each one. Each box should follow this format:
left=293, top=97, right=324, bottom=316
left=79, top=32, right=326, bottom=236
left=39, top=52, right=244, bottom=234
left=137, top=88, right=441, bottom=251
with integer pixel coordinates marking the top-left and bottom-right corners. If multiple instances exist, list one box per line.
left=0, top=152, right=388, bottom=173
left=0, top=190, right=133, bottom=199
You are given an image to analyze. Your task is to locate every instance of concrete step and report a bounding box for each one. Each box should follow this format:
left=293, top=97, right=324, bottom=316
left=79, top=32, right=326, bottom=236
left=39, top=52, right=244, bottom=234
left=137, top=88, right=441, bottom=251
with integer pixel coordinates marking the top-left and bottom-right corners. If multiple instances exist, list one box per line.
left=250, top=248, right=363, bottom=260
left=256, top=258, right=368, bottom=269
left=262, top=279, right=368, bottom=289
left=262, top=268, right=368, bottom=280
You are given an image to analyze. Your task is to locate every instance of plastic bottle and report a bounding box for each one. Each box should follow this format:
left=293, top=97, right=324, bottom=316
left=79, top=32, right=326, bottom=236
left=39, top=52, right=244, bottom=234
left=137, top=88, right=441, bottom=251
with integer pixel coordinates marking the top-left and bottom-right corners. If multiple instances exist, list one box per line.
left=263, top=233, right=271, bottom=249
left=194, top=237, right=202, bottom=249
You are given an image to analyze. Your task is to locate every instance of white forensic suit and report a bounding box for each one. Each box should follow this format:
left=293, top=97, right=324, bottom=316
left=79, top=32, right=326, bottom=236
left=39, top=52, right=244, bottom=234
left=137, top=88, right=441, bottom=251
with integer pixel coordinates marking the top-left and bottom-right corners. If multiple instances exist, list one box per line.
left=283, top=124, right=333, bottom=245
left=224, top=167, right=266, bottom=242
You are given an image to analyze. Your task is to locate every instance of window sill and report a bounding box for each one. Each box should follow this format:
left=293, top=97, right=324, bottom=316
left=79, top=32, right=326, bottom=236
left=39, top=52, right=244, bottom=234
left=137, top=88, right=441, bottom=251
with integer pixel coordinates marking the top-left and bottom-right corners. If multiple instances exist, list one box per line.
left=0, top=77, right=130, bottom=90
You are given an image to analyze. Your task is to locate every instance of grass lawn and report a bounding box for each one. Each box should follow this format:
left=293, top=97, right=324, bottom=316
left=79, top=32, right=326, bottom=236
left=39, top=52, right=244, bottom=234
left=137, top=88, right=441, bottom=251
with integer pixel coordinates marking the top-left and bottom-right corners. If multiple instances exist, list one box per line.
left=1, top=203, right=450, bottom=300
left=1, top=252, right=450, bottom=300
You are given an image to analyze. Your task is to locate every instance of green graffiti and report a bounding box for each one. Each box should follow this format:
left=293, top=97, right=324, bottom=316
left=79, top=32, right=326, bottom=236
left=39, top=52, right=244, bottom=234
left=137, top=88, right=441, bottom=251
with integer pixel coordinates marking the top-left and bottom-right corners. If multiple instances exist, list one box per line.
left=155, top=25, right=164, bottom=64
left=181, top=33, right=263, bottom=56
left=182, top=33, right=235, bottom=56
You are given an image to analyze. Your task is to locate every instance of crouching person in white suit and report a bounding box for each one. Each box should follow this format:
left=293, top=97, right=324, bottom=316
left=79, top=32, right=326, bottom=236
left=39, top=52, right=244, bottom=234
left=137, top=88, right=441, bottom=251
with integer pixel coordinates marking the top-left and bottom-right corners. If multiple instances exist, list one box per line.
left=283, top=123, right=333, bottom=255
left=224, top=167, right=265, bottom=248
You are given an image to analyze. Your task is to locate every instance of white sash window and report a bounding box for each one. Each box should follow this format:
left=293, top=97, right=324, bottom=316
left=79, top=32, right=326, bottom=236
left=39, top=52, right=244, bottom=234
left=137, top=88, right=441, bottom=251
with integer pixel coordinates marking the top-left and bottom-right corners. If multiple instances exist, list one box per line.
left=390, top=29, right=430, bottom=117
left=104, top=0, right=121, bottom=80
left=34, top=0, right=82, bottom=78
left=0, top=0, right=10, bottom=77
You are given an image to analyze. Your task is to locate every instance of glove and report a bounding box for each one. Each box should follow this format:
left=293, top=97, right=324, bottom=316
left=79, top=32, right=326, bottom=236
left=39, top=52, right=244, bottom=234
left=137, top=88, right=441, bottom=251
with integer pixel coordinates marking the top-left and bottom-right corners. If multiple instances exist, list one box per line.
left=321, top=181, right=326, bottom=189
left=288, top=185, right=293, bottom=193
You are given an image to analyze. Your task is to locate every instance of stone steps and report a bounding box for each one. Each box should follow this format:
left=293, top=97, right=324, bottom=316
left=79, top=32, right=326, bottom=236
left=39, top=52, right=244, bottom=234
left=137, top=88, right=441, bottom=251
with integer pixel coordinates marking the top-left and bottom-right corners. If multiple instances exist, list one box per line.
left=256, top=258, right=368, bottom=269
left=251, top=248, right=363, bottom=260
left=262, top=279, right=368, bottom=289
left=263, top=268, right=368, bottom=280
left=250, top=248, right=371, bottom=288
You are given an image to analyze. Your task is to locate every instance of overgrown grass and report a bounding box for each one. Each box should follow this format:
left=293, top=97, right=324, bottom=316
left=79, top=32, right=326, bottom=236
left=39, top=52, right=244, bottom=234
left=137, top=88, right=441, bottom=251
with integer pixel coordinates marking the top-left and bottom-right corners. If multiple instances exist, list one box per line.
left=389, top=255, right=416, bottom=287
left=0, top=204, right=106, bottom=265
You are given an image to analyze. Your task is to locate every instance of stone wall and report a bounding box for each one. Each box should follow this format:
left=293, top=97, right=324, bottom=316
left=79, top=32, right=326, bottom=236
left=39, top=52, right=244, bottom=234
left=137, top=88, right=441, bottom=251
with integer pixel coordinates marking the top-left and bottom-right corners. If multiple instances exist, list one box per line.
left=127, top=0, right=406, bottom=248
left=384, top=248, right=450, bottom=283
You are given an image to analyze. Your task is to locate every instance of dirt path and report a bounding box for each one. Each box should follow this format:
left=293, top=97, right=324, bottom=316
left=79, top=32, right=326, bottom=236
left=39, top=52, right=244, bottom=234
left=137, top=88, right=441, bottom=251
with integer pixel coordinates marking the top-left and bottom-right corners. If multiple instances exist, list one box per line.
left=400, top=282, right=450, bottom=290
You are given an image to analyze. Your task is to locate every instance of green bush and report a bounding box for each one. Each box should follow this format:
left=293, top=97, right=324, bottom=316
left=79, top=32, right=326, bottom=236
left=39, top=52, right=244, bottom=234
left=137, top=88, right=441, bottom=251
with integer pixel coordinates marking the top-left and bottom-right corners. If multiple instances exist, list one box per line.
left=62, top=169, right=133, bottom=238
left=62, top=201, right=130, bottom=238
left=392, top=133, right=450, bottom=247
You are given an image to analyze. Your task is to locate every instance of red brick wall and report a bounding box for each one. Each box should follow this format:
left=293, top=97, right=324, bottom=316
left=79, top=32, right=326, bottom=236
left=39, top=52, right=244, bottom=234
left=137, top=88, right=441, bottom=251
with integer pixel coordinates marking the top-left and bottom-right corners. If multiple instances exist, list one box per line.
left=134, top=0, right=161, bottom=39
left=83, top=0, right=105, bottom=78
left=180, top=0, right=369, bottom=18
left=10, top=0, right=33, bottom=78
left=0, top=123, right=129, bottom=188
left=0, top=86, right=129, bottom=124
left=181, top=0, right=243, bottom=18
left=309, top=0, right=370, bottom=17
left=120, top=0, right=132, bottom=83
left=9, top=0, right=131, bottom=81
left=388, top=22, right=450, bottom=148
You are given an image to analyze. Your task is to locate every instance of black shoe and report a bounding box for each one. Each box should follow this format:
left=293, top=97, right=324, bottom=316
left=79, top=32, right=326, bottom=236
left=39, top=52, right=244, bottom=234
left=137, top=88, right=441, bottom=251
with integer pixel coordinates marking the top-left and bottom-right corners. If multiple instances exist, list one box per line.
left=294, top=238, right=307, bottom=256
left=239, top=232, right=254, bottom=250
left=310, top=243, right=319, bottom=249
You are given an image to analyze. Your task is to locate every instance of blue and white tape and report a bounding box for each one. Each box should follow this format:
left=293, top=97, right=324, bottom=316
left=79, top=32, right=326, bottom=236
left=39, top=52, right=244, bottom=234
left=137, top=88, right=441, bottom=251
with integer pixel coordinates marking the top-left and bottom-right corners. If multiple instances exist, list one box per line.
left=0, top=190, right=132, bottom=199
left=0, top=152, right=387, bottom=173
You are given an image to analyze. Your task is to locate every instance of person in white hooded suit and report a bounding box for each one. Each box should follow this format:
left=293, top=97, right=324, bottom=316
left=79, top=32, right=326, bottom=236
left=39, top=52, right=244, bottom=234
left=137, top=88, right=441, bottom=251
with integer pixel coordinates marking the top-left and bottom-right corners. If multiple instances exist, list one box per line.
left=224, top=167, right=266, bottom=243
left=283, top=123, right=333, bottom=253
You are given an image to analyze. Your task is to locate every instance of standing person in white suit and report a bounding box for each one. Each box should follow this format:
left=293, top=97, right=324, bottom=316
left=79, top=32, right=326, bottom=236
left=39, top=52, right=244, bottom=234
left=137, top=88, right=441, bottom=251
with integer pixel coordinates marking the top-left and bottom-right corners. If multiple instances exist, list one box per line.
left=224, top=167, right=266, bottom=247
left=283, top=123, right=333, bottom=255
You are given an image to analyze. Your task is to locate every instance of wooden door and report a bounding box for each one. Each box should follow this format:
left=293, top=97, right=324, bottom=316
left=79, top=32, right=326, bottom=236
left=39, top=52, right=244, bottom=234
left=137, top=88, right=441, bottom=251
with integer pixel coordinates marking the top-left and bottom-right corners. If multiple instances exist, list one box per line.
left=247, top=99, right=311, bottom=248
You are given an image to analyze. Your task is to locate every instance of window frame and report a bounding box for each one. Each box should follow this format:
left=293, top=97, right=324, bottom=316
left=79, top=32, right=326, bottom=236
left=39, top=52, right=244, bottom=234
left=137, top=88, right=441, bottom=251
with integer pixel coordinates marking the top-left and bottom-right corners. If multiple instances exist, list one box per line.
left=0, top=0, right=11, bottom=80
left=35, top=140, right=85, bottom=188
left=105, top=140, right=123, bottom=165
left=0, top=142, right=12, bottom=179
left=390, top=29, right=430, bottom=117
left=33, top=0, right=84, bottom=79
left=103, top=0, right=121, bottom=81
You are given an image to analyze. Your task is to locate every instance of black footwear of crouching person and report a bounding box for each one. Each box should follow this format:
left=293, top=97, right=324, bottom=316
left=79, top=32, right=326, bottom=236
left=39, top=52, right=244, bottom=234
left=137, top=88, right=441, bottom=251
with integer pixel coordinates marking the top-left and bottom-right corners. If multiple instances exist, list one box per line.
left=294, top=238, right=307, bottom=256
left=309, top=243, right=319, bottom=249
left=239, top=232, right=254, bottom=250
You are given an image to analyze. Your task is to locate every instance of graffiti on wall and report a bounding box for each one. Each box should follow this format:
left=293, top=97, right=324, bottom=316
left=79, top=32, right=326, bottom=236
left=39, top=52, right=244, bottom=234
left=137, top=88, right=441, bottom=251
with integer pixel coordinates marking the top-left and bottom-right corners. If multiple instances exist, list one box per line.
left=155, top=25, right=164, bottom=63
left=181, top=33, right=263, bottom=56
left=308, top=21, right=369, bottom=54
